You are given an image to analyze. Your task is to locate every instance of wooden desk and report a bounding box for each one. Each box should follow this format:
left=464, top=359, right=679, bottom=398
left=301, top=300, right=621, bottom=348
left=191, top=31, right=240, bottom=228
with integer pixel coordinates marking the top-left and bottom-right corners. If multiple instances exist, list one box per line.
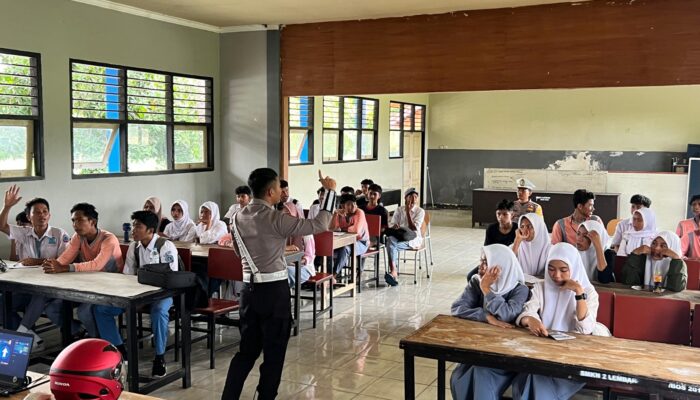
left=400, top=314, right=700, bottom=400
left=594, top=282, right=700, bottom=308
left=331, top=232, right=357, bottom=298
left=11, top=372, right=162, bottom=399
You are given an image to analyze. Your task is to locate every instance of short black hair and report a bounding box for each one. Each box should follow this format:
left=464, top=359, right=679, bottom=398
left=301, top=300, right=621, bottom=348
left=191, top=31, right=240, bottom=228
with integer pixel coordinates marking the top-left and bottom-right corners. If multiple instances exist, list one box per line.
left=573, top=189, right=595, bottom=208
left=15, top=211, right=29, bottom=225
left=691, top=194, right=700, bottom=205
left=131, top=210, right=159, bottom=233
left=235, top=185, right=252, bottom=196
left=496, top=199, right=515, bottom=211
left=24, top=197, right=49, bottom=216
left=340, top=186, right=354, bottom=194
left=316, top=187, right=324, bottom=195
left=361, top=179, right=374, bottom=186
left=248, top=168, right=279, bottom=199
left=339, top=194, right=357, bottom=205
left=280, top=179, right=289, bottom=189
left=368, top=183, right=382, bottom=194
left=630, top=194, right=652, bottom=208
left=70, top=203, right=99, bottom=224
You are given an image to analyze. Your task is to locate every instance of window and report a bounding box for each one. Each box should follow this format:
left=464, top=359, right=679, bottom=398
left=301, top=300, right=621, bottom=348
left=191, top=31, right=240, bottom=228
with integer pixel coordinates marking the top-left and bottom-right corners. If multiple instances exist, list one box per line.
left=389, top=101, right=425, bottom=158
left=70, top=60, right=213, bottom=176
left=288, top=96, right=313, bottom=165
left=322, top=96, right=378, bottom=162
left=0, top=49, right=42, bottom=180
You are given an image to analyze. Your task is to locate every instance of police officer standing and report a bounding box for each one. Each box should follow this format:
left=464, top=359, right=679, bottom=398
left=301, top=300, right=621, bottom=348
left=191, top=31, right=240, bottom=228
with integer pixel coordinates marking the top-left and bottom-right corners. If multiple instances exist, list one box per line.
left=222, top=168, right=337, bottom=399
left=512, top=177, right=543, bottom=220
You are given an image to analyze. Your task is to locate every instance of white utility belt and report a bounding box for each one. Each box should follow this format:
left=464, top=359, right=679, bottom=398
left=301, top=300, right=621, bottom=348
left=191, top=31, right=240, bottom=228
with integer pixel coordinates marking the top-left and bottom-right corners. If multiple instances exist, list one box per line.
left=242, top=270, right=288, bottom=283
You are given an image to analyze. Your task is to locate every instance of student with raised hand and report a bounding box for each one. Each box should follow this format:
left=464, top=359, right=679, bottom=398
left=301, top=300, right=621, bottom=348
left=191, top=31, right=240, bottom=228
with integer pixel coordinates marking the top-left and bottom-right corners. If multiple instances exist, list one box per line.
left=143, top=196, right=170, bottom=234
left=329, top=194, right=369, bottom=278
left=223, top=185, right=252, bottom=227
left=514, top=242, right=608, bottom=400
left=678, top=194, right=700, bottom=258
left=551, top=189, right=603, bottom=245
left=42, top=202, right=124, bottom=338
left=617, top=207, right=657, bottom=256
left=162, top=200, right=196, bottom=242
left=621, top=231, right=687, bottom=292
left=450, top=244, right=530, bottom=400
left=576, top=220, right=612, bottom=283
left=484, top=199, right=518, bottom=246
left=195, top=201, right=227, bottom=244
left=512, top=213, right=550, bottom=276
left=0, top=185, right=73, bottom=351
left=384, top=188, right=425, bottom=286
left=611, top=194, right=651, bottom=252
left=94, top=210, right=177, bottom=378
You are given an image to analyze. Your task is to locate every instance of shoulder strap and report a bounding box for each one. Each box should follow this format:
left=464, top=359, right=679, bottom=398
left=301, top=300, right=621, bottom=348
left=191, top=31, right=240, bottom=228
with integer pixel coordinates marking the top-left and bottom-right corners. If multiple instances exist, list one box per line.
left=231, top=213, right=260, bottom=276
left=558, top=219, right=567, bottom=243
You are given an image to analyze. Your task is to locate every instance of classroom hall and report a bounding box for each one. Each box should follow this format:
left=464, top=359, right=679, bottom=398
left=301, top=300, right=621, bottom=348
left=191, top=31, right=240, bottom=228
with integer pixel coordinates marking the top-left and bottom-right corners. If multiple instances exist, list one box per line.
left=1, top=0, right=700, bottom=399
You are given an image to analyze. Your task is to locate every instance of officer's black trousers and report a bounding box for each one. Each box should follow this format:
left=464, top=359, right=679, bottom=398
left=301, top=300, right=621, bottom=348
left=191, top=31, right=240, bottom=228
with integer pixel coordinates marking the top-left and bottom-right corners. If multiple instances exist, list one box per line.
left=221, top=280, right=291, bottom=400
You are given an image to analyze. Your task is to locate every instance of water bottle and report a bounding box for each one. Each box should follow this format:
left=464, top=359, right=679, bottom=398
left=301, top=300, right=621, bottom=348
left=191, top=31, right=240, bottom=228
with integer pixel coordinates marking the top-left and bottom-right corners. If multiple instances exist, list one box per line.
left=122, top=223, right=131, bottom=243
left=653, top=266, right=663, bottom=292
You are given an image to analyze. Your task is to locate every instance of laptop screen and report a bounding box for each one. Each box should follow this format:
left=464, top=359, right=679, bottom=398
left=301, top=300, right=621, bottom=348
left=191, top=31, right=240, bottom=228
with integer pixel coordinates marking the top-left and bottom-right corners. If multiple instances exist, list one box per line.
left=0, top=329, right=32, bottom=383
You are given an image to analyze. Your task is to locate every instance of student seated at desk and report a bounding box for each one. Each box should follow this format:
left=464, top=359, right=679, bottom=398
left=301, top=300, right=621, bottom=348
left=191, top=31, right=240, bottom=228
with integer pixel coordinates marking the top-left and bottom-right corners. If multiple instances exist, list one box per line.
left=678, top=194, right=700, bottom=259
left=330, top=194, right=369, bottom=278
left=611, top=194, right=652, bottom=252
left=355, top=178, right=373, bottom=209
left=621, top=231, right=687, bottom=292
left=384, top=188, right=425, bottom=286
left=286, top=235, right=316, bottom=287
left=223, top=185, right=252, bottom=228
left=195, top=201, right=227, bottom=244
left=280, top=180, right=305, bottom=218
left=450, top=244, right=530, bottom=400
left=308, top=187, right=325, bottom=220
left=161, top=200, right=196, bottom=242
left=94, top=211, right=176, bottom=378
left=361, top=184, right=389, bottom=232
left=143, top=196, right=170, bottom=234
left=576, top=220, right=613, bottom=283
left=514, top=242, right=609, bottom=400
left=484, top=199, right=518, bottom=247
left=10, top=210, right=31, bottom=261
left=512, top=213, right=550, bottom=276
left=617, top=208, right=656, bottom=257
left=551, top=189, right=603, bottom=245
left=42, top=203, right=124, bottom=338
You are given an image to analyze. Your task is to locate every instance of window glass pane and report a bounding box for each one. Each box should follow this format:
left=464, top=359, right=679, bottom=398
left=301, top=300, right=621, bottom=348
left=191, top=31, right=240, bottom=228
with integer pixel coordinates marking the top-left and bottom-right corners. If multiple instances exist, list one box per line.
left=343, top=97, right=358, bottom=129
left=361, top=131, right=374, bottom=159
left=289, top=129, right=311, bottom=164
left=0, top=121, right=30, bottom=173
left=403, top=105, right=413, bottom=130
left=127, top=124, right=167, bottom=172
left=323, top=130, right=339, bottom=161
left=389, top=102, right=401, bottom=130
left=127, top=70, right=168, bottom=122
left=0, top=52, right=38, bottom=117
left=361, top=99, right=376, bottom=129
left=414, top=106, right=424, bottom=130
left=71, top=63, right=122, bottom=120
left=342, top=130, right=358, bottom=160
left=323, top=96, right=340, bottom=129
left=72, top=124, right=120, bottom=174
left=389, top=130, right=402, bottom=158
left=173, top=75, right=211, bottom=123
left=289, top=96, right=312, bottom=129
left=174, top=126, right=206, bottom=166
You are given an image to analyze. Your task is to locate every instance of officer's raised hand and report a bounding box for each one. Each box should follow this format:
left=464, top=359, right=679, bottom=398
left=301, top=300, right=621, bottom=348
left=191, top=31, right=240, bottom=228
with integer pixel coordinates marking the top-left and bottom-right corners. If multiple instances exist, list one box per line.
left=318, top=170, right=337, bottom=191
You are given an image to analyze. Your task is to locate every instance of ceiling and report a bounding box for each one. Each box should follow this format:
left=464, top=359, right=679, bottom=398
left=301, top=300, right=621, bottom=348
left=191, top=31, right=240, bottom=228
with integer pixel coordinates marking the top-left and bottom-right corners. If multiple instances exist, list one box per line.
left=76, top=0, right=586, bottom=30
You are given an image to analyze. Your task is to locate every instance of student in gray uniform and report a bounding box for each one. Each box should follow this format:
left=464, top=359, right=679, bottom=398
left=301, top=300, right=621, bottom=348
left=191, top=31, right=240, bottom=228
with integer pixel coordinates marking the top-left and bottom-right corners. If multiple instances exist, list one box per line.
left=222, top=169, right=337, bottom=400
left=450, top=244, right=530, bottom=400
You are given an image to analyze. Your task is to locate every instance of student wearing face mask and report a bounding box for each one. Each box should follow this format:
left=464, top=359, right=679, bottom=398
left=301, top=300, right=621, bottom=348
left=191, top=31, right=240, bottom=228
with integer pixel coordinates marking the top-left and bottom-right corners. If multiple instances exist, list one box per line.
left=621, top=231, right=687, bottom=292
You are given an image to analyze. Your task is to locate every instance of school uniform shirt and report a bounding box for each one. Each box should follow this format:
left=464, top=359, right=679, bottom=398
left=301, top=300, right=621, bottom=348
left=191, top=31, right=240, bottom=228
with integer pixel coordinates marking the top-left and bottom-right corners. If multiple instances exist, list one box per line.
left=281, top=202, right=315, bottom=265
left=57, top=229, right=124, bottom=273
left=286, top=198, right=305, bottom=219
left=8, top=225, right=71, bottom=260
left=390, top=204, right=425, bottom=248
left=223, top=204, right=242, bottom=220
left=163, top=199, right=196, bottom=242
left=610, top=218, right=632, bottom=248
left=332, top=209, right=370, bottom=243
left=308, top=204, right=320, bottom=220
left=123, top=234, right=178, bottom=275
left=195, top=201, right=228, bottom=244
left=484, top=222, right=518, bottom=246
left=512, top=200, right=543, bottom=220
left=617, top=208, right=656, bottom=256
left=361, top=204, right=389, bottom=228
left=550, top=214, right=603, bottom=245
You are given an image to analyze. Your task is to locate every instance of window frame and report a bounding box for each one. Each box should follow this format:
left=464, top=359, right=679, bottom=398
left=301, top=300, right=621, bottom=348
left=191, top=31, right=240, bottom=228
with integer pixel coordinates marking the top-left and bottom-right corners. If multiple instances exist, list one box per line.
left=0, top=48, right=44, bottom=181
left=69, top=58, right=214, bottom=179
left=322, top=95, right=378, bottom=164
left=389, top=101, right=426, bottom=159
left=288, top=96, right=314, bottom=165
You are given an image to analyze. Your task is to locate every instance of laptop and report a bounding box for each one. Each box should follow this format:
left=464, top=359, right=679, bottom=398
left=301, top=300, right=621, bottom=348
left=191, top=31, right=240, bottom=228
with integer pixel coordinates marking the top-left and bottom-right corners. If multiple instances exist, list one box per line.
left=0, top=328, right=33, bottom=392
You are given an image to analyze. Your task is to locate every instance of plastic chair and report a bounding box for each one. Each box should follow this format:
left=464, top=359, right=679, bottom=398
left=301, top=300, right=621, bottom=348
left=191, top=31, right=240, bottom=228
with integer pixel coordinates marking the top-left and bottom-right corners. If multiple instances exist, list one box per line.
left=606, top=218, right=620, bottom=236
left=613, top=295, right=690, bottom=345
left=613, top=256, right=627, bottom=281
left=358, top=214, right=383, bottom=291
left=596, top=291, right=614, bottom=334
left=686, top=259, right=700, bottom=290
left=119, top=243, right=129, bottom=263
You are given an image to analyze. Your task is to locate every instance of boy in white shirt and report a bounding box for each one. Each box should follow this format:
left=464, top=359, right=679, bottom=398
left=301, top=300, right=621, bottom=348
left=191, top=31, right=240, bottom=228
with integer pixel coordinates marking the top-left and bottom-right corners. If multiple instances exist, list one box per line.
left=223, top=186, right=252, bottom=226
left=385, top=188, right=425, bottom=286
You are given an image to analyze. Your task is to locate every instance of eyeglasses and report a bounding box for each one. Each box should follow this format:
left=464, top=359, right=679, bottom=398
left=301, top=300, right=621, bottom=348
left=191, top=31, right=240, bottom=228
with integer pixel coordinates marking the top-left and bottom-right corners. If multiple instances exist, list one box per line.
left=0, top=259, right=7, bottom=273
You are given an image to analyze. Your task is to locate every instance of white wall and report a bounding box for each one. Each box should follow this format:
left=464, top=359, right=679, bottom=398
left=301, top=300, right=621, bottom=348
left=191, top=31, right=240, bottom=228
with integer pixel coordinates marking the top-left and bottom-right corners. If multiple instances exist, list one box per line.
left=287, top=93, right=429, bottom=208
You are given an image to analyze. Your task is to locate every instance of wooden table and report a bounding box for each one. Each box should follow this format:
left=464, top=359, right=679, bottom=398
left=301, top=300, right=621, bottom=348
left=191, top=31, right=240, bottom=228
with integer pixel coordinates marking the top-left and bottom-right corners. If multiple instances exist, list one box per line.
left=330, top=232, right=357, bottom=298
left=9, top=371, right=163, bottom=399
left=400, top=314, right=700, bottom=400
left=593, top=282, right=700, bottom=308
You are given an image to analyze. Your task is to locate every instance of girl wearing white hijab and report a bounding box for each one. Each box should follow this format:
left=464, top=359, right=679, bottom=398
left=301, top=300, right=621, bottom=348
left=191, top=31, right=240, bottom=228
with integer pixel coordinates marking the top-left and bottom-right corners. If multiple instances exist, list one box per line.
left=450, top=244, right=530, bottom=400
left=195, top=201, right=227, bottom=244
left=617, top=208, right=657, bottom=256
left=143, top=196, right=171, bottom=233
left=513, top=242, right=608, bottom=400
left=576, top=220, right=612, bottom=283
left=621, top=230, right=687, bottom=292
left=512, top=213, right=551, bottom=276
left=162, top=200, right=196, bottom=242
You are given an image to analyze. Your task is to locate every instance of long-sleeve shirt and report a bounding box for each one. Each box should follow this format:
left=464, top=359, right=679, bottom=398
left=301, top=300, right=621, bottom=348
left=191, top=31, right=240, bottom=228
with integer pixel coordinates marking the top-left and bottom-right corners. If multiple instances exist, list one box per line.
left=611, top=218, right=632, bottom=247
left=195, top=220, right=227, bottom=244
left=163, top=220, right=196, bottom=242
left=680, top=231, right=700, bottom=259
left=390, top=205, right=425, bottom=248
left=551, top=214, right=603, bottom=245
left=333, top=209, right=369, bottom=242
left=57, top=229, right=123, bottom=273
left=621, top=253, right=687, bottom=292
left=516, top=282, right=599, bottom=335
left=451, top=275, right=530, bottom=323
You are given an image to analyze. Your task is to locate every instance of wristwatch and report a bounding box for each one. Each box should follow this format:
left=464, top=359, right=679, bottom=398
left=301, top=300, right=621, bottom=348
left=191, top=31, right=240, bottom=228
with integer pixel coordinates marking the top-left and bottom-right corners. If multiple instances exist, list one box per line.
left=575, top=293, right=587, bottom=301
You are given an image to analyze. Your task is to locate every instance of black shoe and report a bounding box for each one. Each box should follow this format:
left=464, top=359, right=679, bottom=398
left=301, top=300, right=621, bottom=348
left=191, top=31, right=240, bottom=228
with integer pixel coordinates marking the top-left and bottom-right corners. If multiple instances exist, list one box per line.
left=152, top=356, right=166, bottom=378
left=116, top=344, right=128, bottom=362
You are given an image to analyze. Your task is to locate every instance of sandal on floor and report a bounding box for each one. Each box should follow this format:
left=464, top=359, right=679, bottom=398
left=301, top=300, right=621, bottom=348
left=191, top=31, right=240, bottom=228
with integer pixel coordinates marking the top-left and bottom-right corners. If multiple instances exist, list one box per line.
left=384, top=273, right=398, bottom=286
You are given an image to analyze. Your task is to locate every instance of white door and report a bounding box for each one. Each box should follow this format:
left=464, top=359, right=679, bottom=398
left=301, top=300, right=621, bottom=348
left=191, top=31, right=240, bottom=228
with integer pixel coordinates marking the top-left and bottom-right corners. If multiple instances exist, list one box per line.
left=402, top=131, right=422, bottom=201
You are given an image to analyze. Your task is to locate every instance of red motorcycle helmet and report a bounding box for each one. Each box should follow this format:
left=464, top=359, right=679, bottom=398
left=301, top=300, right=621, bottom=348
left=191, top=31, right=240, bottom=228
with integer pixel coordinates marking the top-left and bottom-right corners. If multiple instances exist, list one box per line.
left=50, top=339, right=123, bottom=400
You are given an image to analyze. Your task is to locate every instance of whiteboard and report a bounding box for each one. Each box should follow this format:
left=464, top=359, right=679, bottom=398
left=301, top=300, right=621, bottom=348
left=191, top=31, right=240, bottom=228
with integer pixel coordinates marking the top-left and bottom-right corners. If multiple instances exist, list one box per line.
left=484, top=168, right=606, bottom=193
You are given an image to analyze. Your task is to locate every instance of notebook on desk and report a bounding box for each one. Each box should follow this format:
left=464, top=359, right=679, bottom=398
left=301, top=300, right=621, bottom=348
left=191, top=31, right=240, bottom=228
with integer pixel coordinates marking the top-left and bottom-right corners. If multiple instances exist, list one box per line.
left=0, top=329, right=33, bottom=392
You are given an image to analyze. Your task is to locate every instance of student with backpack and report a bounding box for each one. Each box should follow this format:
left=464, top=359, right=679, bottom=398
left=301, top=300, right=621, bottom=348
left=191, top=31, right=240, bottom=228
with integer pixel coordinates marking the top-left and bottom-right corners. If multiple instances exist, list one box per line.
left=93, top=210, right=178, bottom=378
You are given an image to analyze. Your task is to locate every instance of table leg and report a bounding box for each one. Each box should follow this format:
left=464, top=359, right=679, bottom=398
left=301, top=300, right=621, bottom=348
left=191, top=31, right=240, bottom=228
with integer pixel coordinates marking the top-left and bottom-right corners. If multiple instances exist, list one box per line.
left=60, top=301, right=72, bottom=347
left=126, top=304, right=139, bottom=393
left=404, top=350, right=415, bottom=399
left=350, top=243, right=356, bottom=297
left=437, top=358, right=446, bottom=400
left=180, top=293, right=191, bottom=388
left=293, top=259, right=301, bottom=336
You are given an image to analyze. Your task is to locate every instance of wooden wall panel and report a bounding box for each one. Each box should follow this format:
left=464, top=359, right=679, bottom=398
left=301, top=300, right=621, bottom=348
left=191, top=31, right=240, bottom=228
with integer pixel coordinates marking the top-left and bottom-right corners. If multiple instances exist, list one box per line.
left=281, top=0, right=700, bottom=96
